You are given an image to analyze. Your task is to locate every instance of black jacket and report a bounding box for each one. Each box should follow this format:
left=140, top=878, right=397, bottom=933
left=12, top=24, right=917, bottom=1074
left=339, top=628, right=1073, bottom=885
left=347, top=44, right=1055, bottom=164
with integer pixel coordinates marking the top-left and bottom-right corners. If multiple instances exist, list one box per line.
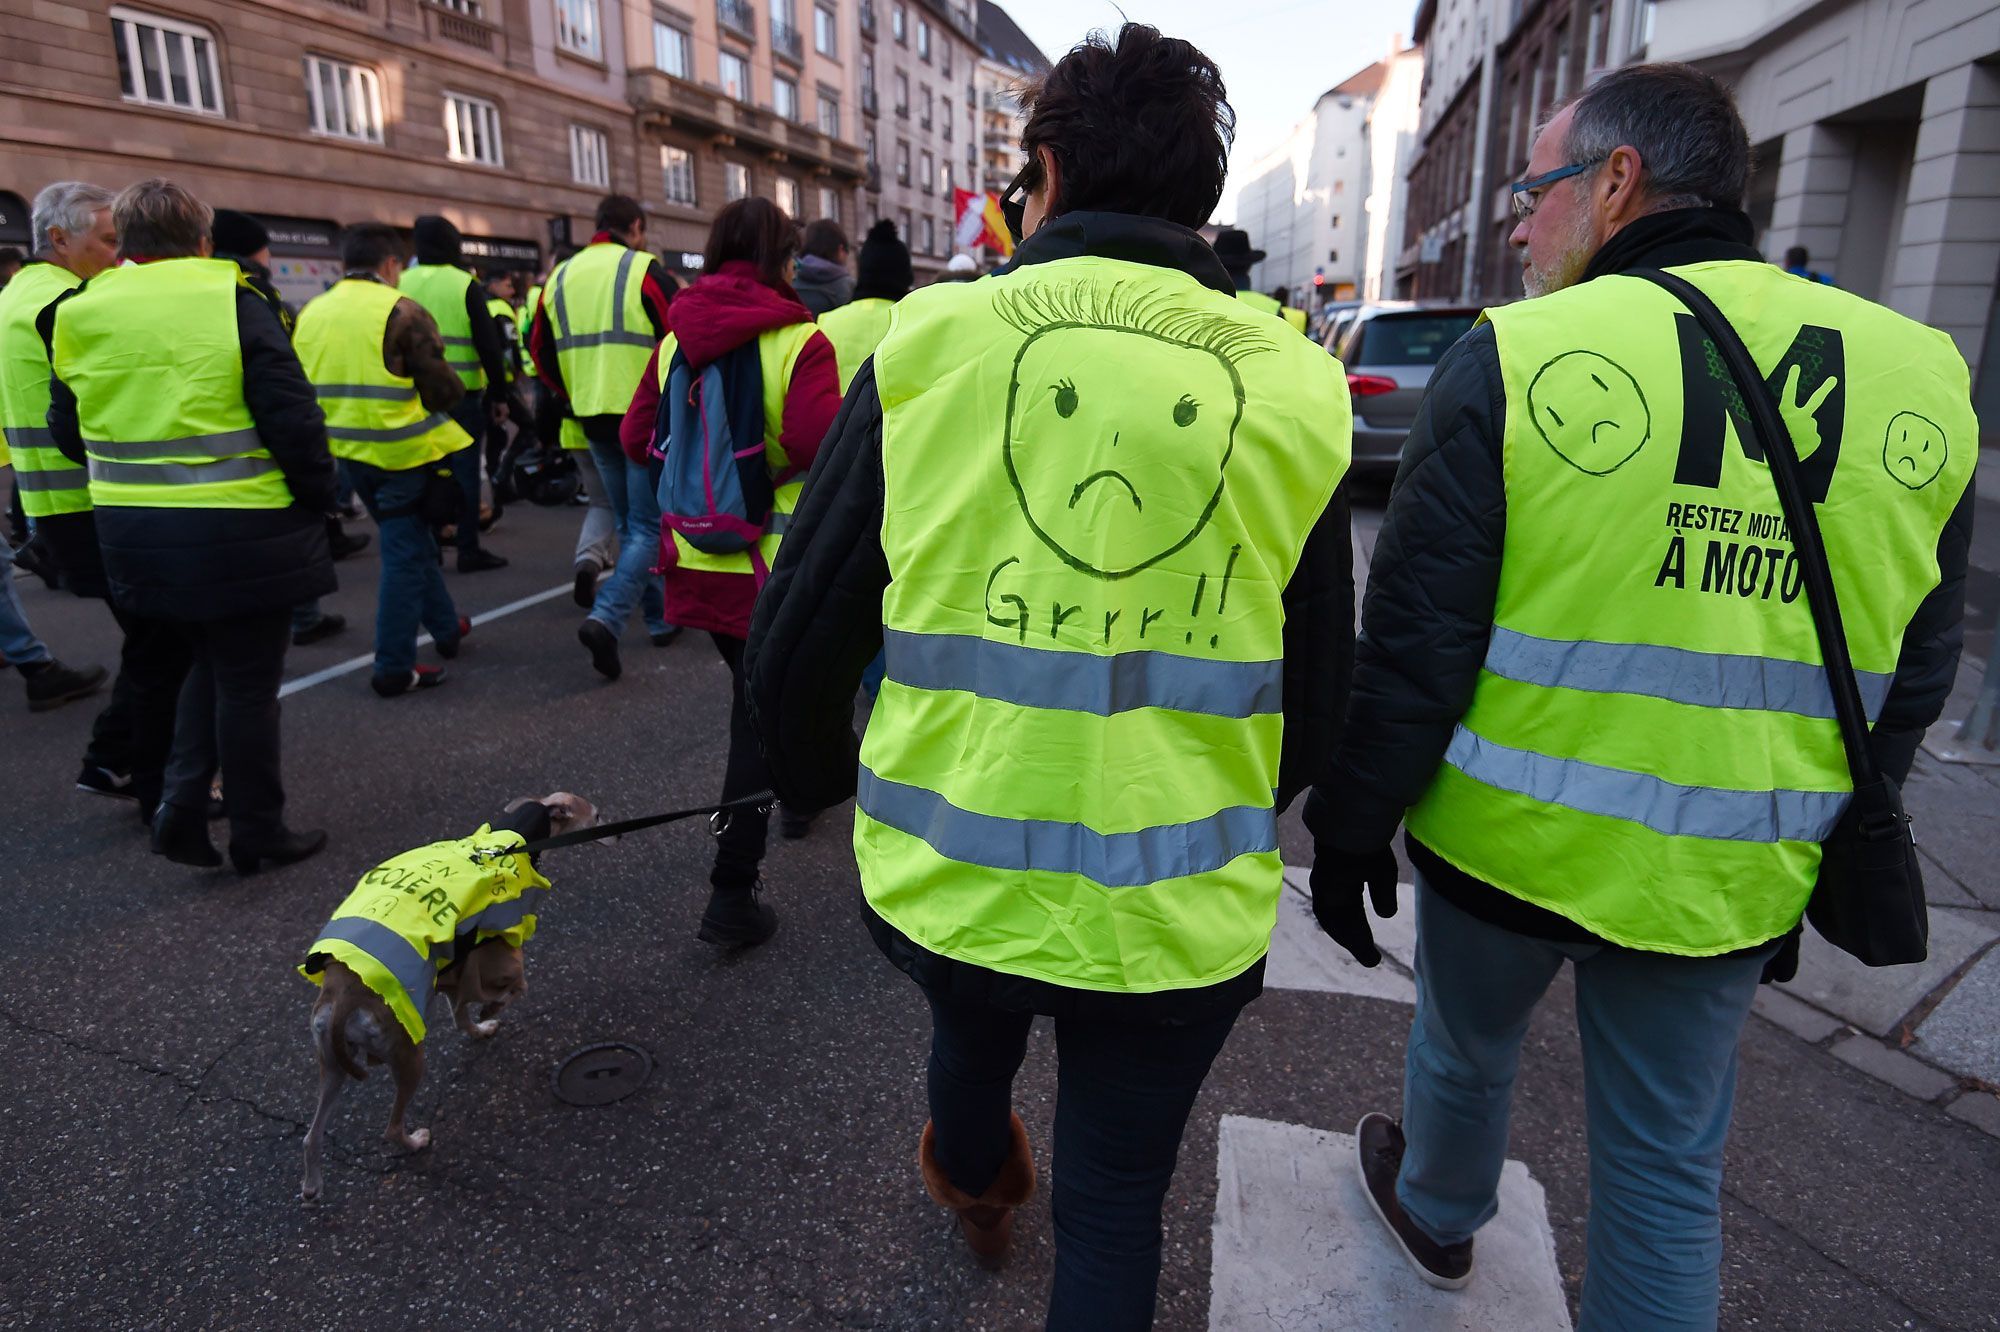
left=44, top=278, right=338, bottom=621
left=1306, top=208, right=1976, bottom=944
left=745, top=211, right=1355, bottom=1020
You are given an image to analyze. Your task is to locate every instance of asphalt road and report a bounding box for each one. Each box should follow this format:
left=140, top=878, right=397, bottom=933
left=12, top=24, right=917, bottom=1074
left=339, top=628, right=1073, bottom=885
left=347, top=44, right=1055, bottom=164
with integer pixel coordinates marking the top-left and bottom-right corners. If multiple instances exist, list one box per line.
left=2, top=493, right=1997, bottom=1331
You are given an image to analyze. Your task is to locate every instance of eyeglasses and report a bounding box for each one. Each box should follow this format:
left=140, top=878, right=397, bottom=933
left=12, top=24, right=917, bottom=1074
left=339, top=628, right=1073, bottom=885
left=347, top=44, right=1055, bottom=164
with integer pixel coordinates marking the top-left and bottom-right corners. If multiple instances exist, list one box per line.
left=998, top=160, right=1037, bottom=246
left=1509, top=159, right=1604, bottom=218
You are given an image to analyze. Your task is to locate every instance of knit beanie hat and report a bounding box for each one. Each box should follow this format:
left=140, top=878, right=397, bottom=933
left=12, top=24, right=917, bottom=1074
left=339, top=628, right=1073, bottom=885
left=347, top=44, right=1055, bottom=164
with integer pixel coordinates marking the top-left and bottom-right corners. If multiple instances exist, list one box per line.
left=211, top=209, right=270, bottom=259
left=853, top=219, right=913, bottom=301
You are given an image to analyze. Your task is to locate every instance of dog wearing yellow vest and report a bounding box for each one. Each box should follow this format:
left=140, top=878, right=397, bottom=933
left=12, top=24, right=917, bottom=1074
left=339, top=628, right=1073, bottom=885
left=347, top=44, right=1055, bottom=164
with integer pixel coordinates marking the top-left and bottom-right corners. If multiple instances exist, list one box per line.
left=299, top=793, right=599, bottom=1201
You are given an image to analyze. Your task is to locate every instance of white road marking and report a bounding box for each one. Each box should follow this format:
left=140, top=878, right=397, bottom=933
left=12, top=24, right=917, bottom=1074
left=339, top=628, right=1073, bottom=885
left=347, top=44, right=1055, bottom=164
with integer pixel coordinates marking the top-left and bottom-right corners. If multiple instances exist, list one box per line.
left=277, top=582, right=572, bottom=698
left=1209, top=1115, right=1572, bottom=1331
left=1263, top=867, right=1420, bottom=1003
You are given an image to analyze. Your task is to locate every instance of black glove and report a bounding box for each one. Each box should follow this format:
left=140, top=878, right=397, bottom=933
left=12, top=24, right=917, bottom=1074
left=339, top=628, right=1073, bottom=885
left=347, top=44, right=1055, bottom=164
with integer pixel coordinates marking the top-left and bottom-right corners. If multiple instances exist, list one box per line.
left=1309, top=843, right=1400, bottom=967
left=1760, top=925, right=1802, bottom=985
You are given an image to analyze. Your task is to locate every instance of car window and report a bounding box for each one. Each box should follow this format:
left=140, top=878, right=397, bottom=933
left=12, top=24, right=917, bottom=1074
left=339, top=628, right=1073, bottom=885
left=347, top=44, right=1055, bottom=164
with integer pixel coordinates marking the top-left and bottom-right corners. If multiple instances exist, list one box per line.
left=1349, top=313, right=1477, bottom=367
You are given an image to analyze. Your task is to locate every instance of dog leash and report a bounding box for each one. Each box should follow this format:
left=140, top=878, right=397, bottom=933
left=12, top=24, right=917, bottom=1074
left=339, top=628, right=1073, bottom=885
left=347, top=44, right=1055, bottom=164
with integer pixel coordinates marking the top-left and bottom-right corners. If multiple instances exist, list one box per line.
left=472, top=791, right=777, bottom=861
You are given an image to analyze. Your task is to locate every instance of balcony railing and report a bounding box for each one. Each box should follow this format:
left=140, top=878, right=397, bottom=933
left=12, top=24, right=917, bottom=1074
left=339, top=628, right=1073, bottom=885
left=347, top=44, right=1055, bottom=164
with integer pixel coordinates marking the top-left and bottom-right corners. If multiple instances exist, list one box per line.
left=717, top=0, right=757, bottom=42
left=859, top=1, right=877, bottom=37
left=772, top=17, right=804, bottom=63
left=861, top=85, right=879, bottom=116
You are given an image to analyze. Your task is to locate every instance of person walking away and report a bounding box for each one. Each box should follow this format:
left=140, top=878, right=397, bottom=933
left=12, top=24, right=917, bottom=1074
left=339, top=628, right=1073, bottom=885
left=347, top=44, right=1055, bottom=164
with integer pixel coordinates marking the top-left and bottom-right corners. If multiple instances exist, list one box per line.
left=480, top=268, right=537, bottom=498
left=1305, top=64, right=1975, bottom=1329
left=623, top=196, right=840, bottom=947
left=296, top=224, right=473, bottom=700
left=745, top=26, right=1355, bottom=1324
left=1213, top=229, right=1306, bottom=331
left=1782, top=244, right=1835, bottom=286
left=212, top=208, right=358, bottom=647
left=817, top=220, right=913, bottom=392
left=529, top=194, right=677, bottom=675
left=399, top=215, right=507, bottom=573
left=46, top=178, right=336, bottom=873
left=0, top=180, right=153, bottom=801
left=793, top=219, right=855, bottom=316
left=0, top=437, right=105, bottom=709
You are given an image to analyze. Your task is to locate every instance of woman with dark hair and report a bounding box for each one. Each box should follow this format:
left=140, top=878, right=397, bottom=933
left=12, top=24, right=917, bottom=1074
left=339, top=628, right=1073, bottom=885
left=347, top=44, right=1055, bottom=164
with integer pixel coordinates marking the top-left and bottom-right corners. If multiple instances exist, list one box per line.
left=745, top=23, right=1354, bottom=1326
left=621, top=196, right=840, bottom=948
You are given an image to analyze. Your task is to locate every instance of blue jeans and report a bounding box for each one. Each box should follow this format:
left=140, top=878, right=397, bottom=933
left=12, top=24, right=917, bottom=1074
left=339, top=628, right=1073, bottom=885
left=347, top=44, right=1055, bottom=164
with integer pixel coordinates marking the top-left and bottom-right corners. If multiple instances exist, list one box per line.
left=446, top=397, right=486, bottom=556
left=922, top=990, right=1238, bottom=1330
left=584, top=436, right=668, bottom=637
left=0, top=536, right=52, bottom=667
left=1397, top=877, right=1774, bottom=1332
left=348, top=461, right=459, bottom=678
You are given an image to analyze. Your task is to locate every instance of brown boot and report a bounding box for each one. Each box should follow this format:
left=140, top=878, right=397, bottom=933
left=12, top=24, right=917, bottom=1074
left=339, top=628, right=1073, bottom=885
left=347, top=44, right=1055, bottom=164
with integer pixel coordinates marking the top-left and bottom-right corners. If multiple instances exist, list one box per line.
left=918, top=1113, right=1036, bottom=1270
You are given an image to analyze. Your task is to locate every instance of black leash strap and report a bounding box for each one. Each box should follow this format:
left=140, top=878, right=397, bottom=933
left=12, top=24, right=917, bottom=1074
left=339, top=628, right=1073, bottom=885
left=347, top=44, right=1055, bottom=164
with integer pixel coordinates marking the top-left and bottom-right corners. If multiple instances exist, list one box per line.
left=475, top=791, right=776, bottom=860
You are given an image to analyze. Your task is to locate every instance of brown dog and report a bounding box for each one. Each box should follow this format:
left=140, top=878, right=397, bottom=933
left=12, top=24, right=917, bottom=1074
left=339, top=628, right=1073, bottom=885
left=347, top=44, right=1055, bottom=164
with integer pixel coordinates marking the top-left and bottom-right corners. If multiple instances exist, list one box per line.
left=299, top=793, right=599, bottom=1201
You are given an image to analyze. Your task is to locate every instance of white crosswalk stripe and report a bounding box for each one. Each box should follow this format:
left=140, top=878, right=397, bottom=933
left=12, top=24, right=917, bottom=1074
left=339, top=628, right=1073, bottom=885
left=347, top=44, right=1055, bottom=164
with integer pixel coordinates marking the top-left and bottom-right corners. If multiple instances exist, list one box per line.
left=1263, top=867, right=1419, bottom=1003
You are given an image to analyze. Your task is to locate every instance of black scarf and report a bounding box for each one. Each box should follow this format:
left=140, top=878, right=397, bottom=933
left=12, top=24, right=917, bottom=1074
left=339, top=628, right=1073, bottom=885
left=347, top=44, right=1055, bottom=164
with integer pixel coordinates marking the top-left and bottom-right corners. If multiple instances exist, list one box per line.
left=996, top=212, right=1237, bottom=296
left=1581, top=206, right=1762, bottom=281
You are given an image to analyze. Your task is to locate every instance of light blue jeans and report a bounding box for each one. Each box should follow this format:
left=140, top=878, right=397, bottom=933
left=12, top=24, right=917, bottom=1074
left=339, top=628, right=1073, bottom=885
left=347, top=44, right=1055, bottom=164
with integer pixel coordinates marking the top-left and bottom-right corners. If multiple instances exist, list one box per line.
left=584, top=436, right=669, bottom=638
left=1397, top=876, right=1774, bottom=1332
left=0, top=536, right=52, bottom=667
left=348, top=461, right=460, bottom=678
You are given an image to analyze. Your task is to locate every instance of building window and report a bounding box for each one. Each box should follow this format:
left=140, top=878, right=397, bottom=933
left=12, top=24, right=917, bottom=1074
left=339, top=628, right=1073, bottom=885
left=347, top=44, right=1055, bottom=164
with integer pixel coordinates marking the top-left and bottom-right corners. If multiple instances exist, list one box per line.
left=919, top=149, right=933, bottom=190
left=940, top=159, right=952, bottom=197
left=726, top=161, right=751, bottom=200
left=720, top=50, right=751, bottom=101
left=814, top=4, right=837, bottom=56
left=922, top=215, right=935, bottom=254
left=941, top=96, right=952, bottom=141
left=555, top=0, right=601, bottom=59
left=661, top=145, right=697, bottom=206
left=1632, top=0, right=1655, bottom=54
left=435, top=0, right=481, bottom=11
left=864, top=127, right=878, bottom=167
left=303, top=55, right=382, bottom=143
left=895, top=71, right=909, bottom=116
left=443, top=91, right=505, bottom=166
left=570, top=124, right=610, bottom=187
left=817, top=90, right=840, bottom=138
left=920, top=84, right=932, bottom=129
left=1585, top=2, right=1607, bottom=68
left=110, top=8, right=224, bottom=115
left=897, top=141, right=911, bottom=185
left=774, top=74, right=800, bottom=120
left=941, top=41, right=951, bottom=77
left=892, top=2, right=906, bottom=43
left=918, top=17, right=931, bottom=59
left=899, top=208, right=913, bottom=243
left=1552, top=20, right=1572, bottom=102
left=776, top=176, right=802, bottom=216
left=653, top=20, right=692, bottom=77
left=819, top=186, right=839, bottom=220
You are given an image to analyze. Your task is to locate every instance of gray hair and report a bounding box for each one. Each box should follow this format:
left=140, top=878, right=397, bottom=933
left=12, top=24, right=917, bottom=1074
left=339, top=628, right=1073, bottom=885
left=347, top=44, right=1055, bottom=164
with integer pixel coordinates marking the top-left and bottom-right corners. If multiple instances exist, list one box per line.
left=30, top=181, right=116, bottom=253
left=1559, top=62, right=1751, bottom=212
left=112, top=178, right=212, bottom=258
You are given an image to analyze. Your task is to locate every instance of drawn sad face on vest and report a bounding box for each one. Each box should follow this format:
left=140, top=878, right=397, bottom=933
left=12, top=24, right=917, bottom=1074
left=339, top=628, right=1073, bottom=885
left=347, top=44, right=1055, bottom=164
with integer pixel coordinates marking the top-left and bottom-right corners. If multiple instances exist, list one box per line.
left=1527, top=350, right=1652, bottom=476
left=1883, top=411, right=1947, bottom=490
left=999, top=285, right=1271, bottom=579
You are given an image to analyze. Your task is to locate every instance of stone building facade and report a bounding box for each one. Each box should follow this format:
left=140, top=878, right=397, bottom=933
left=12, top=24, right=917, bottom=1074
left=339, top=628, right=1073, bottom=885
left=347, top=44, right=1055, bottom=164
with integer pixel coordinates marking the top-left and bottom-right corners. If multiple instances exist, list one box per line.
left=853, top=0, right=980, bottom=280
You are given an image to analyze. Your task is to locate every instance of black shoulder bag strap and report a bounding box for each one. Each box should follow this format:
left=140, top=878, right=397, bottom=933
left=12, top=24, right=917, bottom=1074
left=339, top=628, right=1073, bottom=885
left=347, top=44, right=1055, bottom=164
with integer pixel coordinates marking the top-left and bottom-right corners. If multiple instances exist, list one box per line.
left=1632, top=268, right=1927, bottom=966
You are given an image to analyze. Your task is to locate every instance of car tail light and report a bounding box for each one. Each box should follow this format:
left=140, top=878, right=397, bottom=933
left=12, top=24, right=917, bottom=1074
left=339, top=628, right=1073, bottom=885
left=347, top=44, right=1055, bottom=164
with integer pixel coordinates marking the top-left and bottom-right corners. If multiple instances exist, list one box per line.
left=1347, top=374, right=1399, bottom=398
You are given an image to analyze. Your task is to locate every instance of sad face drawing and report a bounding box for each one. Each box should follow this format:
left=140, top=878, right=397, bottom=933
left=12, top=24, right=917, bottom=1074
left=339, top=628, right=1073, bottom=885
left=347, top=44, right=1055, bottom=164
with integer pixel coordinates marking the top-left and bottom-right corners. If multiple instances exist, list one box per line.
left=998, top=284, right=1274, bottom=579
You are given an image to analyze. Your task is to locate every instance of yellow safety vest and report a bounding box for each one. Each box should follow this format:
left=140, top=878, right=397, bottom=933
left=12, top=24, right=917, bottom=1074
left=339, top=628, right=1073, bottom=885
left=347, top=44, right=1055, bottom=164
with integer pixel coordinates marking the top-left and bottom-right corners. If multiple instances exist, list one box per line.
left=523, top=283, right=544, bottom=379
left=817, top=296, right=896, bottom=392
left=1405, top=261, right=1977, bottom=954
left=546, top=243, right=655, bottom=448
left=660, top=322, right=819, bottom=578
left=399, top=262, right=486, bottom=391
left=295, top=279, right=471, bottom=471
left=0, top=262, right=90, bottom=516
left=486, top=295, right=520, bottom=383
left=300, top=826, right=551, bottom=1043
left=51, top=259, right=292, bottom=511
left=1238, top=289, right=1306, bottom=332
left=862, top=257, right=1351, bottom=992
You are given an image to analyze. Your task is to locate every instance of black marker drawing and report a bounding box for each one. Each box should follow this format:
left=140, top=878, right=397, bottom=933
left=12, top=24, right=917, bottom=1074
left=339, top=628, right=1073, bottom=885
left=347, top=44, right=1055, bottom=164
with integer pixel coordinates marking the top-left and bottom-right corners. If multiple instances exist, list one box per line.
left=1882, top=411, right=1947, bottom=490
left=1528, top=350, right=1652, bottom=476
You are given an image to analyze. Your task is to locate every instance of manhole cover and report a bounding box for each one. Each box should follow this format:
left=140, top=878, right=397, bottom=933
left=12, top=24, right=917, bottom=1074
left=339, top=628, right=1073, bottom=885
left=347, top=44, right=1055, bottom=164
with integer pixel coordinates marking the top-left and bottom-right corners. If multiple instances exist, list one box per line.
left=552, top=1042, right=653, bottom=1106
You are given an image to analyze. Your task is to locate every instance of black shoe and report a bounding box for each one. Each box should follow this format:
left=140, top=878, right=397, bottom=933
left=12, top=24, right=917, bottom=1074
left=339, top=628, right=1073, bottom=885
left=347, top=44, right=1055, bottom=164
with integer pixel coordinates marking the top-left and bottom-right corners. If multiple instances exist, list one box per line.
left=371, top=665, right=446, bottom=698
left=434, top=616, right=471, bottom=659
left=13, top=534, right=61, bottom=589
left=650, top=625, right=682, bottom=647
left=291, top=612, right=347, bottom=647
left=24, top=660, right=108, bottom=712
left=151, top=802, right=222, bottom=868
left=573, top=561, right=601, bottom=609
left=578, top=618, right=621, bottom=680
left=458, top=549, right=508, bottom=573
left=1354, top=1113, right=1473, bottom=1291
left=76, top=763, right=137, bottom=801
left=230, top=827, right=328, bottom=875
left=779, top=806, right=814, bottom=840
left=697, top=882, right=778, bottom=948
left=328, top=530, right=371, bottom=561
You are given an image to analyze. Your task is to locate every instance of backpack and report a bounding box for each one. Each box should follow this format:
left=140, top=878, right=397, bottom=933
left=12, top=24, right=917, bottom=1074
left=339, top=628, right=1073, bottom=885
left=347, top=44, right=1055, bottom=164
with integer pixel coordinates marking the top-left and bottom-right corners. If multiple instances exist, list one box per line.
left=653, top=340, right=773, bottom=555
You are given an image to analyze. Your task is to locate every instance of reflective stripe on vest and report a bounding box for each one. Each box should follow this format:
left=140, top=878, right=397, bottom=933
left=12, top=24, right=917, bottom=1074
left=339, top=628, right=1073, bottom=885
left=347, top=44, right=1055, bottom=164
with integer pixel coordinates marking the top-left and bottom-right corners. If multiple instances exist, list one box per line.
left=51, top=258, right=290, bottom=511
left=858, top=255, right=1352, bottom=994
left=0, top=262, right=90, bottom=517
left=296, top=279, right=471, bottom=470
left=546, top=243, right=655, bottom=418
left=314, top=916, right=440, bottom=1016
left=661, top=321, right=819, bottom=578
left=398, top=263, right=486, bottom=390
left=1403, top=260, right=1978, bottom=955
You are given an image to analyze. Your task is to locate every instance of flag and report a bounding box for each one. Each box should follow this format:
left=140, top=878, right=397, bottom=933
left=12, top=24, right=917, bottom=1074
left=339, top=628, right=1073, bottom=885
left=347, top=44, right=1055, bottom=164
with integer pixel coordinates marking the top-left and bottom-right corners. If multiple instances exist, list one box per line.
left=953, top=188, right=1014, bottom=259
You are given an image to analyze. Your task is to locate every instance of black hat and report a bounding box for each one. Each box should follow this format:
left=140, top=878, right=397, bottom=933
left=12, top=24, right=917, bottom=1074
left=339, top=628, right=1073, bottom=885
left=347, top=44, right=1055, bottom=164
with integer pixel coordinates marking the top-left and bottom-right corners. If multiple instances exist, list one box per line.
left=1211, top=228, right=1265, bottom=269
left=854, top=219, right=913, bottom=301
left=211, top=209, right=270, bottom=259
left=412, top=214, right=463, bottom=266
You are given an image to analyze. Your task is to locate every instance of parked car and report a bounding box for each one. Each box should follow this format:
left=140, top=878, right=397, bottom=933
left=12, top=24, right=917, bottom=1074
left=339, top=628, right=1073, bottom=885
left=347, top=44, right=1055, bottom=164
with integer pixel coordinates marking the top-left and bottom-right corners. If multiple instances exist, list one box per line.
left=1330, top=304, right=1482, bottom=477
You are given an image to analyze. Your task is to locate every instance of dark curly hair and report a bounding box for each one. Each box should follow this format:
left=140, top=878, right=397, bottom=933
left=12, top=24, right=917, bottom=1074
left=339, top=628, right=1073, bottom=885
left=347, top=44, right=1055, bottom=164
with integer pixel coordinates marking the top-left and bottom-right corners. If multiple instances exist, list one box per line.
left=1018, top=23, right=1234, bottom=231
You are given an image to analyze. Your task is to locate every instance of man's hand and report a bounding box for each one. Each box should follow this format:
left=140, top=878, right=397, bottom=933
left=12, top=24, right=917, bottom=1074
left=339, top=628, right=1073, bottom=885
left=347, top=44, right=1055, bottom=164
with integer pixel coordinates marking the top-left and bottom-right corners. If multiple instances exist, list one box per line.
left=1309, top=844, right=1401, bottom=967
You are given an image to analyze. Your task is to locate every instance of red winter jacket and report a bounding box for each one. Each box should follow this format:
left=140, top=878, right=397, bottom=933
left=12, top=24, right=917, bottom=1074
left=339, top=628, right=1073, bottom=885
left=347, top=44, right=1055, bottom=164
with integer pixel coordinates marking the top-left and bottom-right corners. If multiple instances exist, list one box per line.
left=622, top=261, right=840, bottom=639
